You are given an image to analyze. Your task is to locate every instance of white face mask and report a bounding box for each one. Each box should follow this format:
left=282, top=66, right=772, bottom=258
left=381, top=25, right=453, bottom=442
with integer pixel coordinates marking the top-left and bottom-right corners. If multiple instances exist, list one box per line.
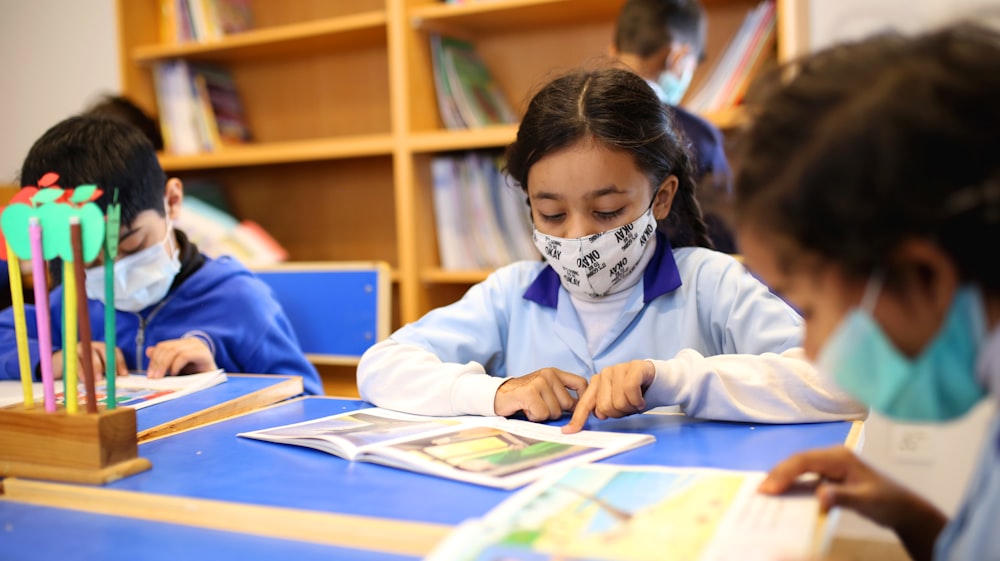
left=532, top=207, right=658, bottom=299
left=85, top=223, right=181, bottom=312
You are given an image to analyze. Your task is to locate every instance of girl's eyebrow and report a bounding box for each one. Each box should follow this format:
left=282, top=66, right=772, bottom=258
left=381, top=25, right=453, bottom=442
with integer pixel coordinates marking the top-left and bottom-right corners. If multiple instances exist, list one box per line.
left=531, top=186, right=626, bottom=201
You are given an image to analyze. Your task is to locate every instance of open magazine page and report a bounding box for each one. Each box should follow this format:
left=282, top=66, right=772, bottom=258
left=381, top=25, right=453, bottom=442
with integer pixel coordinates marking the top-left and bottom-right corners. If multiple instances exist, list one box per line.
left=237, top=407, right=655, bottom=490
left=238, top=408, right=468, bottom=461
left=58, top=369, right=227, bottom=409
left=425, top=464, right=821, bottom=561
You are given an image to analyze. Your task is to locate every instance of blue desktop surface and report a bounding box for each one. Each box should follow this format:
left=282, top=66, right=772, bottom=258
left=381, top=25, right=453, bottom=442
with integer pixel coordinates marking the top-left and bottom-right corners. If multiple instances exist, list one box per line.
left=0, top=500, right=416, bottom=561
left=107, top=397, right=853, bottom=527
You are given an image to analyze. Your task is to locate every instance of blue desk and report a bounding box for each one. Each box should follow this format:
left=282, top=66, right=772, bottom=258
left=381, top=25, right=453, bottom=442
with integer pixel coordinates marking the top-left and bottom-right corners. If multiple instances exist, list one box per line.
left=2, top=397, right=859, bottom=558
left=0, top=501, right=417, bottom=561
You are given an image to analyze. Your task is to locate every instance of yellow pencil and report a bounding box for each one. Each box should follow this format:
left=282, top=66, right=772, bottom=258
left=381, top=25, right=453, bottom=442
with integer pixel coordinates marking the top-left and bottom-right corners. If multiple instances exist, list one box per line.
left=63, top=260, right=78, bottom=413
left=5, top=241, right=33, bottom=407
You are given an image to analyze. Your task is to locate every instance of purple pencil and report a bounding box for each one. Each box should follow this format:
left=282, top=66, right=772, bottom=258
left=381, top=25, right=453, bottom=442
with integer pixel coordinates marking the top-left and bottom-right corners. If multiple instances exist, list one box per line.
left=28, top=217, right=56, bottom=412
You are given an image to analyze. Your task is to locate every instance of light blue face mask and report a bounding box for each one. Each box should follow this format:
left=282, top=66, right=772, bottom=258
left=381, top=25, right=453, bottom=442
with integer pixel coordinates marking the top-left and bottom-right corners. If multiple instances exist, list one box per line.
left=816, top=276, right=988, bottom=422
left=655, top=64, right=693, bottom=106
left=655, top=52, right=695, bottom=106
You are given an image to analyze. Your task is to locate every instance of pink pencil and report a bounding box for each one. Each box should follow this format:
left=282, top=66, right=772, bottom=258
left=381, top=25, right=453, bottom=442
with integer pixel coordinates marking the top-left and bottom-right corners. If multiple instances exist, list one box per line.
left=28, top=217, right=56, bottom=412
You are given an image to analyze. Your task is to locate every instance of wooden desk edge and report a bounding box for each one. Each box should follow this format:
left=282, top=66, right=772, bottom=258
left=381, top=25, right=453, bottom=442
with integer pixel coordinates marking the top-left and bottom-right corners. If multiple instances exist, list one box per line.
left=1, top=478, right=451, bottom=557
left=137, top=375, right=304, bottom=443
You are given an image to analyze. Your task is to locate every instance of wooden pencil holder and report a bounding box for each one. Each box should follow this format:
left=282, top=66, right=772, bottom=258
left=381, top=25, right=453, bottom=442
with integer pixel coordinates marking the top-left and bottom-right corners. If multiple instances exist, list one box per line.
left=0, top=403, right=151, bottom=485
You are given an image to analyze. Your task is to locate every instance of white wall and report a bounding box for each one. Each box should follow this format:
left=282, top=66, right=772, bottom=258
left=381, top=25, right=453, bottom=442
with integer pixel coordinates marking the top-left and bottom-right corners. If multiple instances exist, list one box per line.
left=810, top=0, right=1000, bottom=50
left=0, top=0, right=119, bottom=185
left=808, top=0, right=1000, bottom=543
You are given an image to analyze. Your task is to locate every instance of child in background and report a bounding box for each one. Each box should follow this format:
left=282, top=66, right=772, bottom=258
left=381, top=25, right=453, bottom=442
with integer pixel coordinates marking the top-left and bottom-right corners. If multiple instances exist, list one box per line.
left=734, top=23, right=1000, bottom=561
left=611, top=0, right=735, bottom=252
left=0, top=115, right=322, bottom=395
left=358, top=66, right=864, bottom=428
left=83, top=93, right=165, bottom=151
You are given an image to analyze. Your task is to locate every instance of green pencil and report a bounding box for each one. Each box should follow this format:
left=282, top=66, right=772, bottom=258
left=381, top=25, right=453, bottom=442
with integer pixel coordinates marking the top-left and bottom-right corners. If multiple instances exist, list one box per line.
left=104, top=193, right=120, bottom=408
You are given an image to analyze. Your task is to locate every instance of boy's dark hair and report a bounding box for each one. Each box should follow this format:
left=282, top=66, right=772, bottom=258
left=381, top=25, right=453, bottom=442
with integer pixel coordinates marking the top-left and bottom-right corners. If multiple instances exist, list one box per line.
left=19, top=115, right=167, bottom=227
left=505, top=66, right=713, bottom=249
left=82, top=94, right=164, bottom=152
left=734, top=22, right=1000, bottom=288
left=615, top=0, right=706, bottom=60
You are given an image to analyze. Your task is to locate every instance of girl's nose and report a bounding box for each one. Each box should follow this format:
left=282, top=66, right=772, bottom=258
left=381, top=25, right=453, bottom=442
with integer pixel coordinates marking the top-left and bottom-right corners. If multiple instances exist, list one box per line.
left=563, top=216, right=600, bottom=240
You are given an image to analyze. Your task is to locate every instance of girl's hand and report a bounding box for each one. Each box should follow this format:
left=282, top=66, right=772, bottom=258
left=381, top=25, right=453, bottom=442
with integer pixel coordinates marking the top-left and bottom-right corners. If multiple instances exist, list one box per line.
left=145, top=338, right=217, bottom=378
left=760, top=446, right=947, bottom=561
left=52, top=343, right=129, bottom=381
left=494, top=367, right=588, bottom=421
left=562, top=359, right=656, bottom=433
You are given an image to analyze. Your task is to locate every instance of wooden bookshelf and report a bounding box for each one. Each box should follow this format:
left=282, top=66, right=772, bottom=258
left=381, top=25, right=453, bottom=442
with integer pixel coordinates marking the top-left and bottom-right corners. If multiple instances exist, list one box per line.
left=117, top=0, right=804, bottom=329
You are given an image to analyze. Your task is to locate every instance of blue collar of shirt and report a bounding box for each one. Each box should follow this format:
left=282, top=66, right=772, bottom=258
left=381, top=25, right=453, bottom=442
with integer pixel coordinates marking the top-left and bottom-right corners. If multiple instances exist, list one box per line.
left=523, top=231, right=683, bottom=309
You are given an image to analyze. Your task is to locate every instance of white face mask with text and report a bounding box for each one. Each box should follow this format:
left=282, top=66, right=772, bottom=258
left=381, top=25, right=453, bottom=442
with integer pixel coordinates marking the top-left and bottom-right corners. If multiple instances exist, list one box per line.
left=532, top=207, right=658, bottom=299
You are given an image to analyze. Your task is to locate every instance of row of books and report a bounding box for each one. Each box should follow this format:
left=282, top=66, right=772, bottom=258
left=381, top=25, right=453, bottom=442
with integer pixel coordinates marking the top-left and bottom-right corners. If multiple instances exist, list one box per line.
left=429, top=34, right=518, bottom=130
left=159, top=0, right=254, bottom=44
left=684, top=0, right=777, bottom=115
left=152, top=60, right=251, bottom=155
left=431, top=151, right=538, bottom=270
left=176, top=195, right=288, bottom=267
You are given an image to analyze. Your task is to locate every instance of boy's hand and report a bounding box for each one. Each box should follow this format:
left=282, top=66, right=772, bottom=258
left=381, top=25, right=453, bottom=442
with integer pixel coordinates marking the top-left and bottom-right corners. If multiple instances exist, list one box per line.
left=494, top=367, right=588, bottom=422
left=52, top=343, right=129, bottom=381
left=145, top=338, right=217, bottom=378
left=562, top=359, right=655, bottom=433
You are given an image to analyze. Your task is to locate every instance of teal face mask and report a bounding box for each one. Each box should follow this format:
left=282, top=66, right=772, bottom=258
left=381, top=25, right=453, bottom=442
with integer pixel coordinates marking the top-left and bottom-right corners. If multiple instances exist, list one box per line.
left=816, top=276, right=988, bottom=422
left=655, top=62, right=693, bottom=106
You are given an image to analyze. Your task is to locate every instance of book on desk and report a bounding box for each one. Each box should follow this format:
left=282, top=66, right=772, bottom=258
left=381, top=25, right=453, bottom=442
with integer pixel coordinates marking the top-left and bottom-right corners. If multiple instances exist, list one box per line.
left=1, top=369, right=227, bottom=409
left=426, top=463, right=822, bottom=561
left=237, top=406, right=654, bottom=490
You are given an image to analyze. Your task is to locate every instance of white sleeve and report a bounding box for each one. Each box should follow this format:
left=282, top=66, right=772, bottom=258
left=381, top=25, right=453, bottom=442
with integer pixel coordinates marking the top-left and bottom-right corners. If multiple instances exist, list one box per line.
left=357, top=338, right=506, bottom=417
left=644, top=347, right=868, bottom=423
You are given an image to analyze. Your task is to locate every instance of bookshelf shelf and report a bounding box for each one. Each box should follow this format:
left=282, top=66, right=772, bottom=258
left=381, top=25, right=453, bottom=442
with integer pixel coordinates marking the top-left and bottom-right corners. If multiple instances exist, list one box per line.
left=421, top=268, right=493, bottom=285
left=157, top=135, right=395, bottom=172
left=411, top=0, right=622, bottom=34
left=408, top=126, right=517, bottom=153
left=132, top=11, right=388, bottom=64
left=703, top=106, right=749, bottom=130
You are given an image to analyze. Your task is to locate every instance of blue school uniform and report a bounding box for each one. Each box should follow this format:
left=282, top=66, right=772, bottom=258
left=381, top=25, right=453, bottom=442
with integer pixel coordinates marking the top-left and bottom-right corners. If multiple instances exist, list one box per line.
left=934, top=414, right=1000, bottom=560
left=0, top=254, right=321, bottom=395
left=359, top=233, right=863, bottom=421
left=934, top=327, right=1000, bottom=560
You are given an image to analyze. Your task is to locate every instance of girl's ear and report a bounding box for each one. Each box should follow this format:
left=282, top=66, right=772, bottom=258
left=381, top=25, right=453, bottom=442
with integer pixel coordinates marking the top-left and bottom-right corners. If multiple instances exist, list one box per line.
left=653, top=175, right=678, bottom=220
left=889, top=238, right=958, bottom=317
left=879, top=238, right=961, bottom=357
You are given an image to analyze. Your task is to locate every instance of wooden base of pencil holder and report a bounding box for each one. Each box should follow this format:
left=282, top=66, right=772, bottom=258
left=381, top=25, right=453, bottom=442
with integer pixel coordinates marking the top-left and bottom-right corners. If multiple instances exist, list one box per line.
left=0, top=403, right=151, bottom=485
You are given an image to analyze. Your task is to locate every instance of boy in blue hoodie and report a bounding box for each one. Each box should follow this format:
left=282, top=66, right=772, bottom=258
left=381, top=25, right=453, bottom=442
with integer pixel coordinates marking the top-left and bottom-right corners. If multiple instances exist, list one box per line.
left=0, top=115, right=322, bottom=395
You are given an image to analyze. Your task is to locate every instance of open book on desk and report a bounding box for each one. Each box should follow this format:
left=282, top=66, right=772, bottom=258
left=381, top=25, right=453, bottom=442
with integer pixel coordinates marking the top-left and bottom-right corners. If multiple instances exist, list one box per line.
left=237, top=407, right=654, bottom=490
left=426, top=463, right=823, bottom=561
left=0, top=369, right=230, bottom=409
left=66, top=369, right=228, bottom=409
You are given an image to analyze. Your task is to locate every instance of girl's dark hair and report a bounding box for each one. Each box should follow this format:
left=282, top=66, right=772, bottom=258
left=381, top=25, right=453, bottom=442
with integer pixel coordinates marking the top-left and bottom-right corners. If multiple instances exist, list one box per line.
left=19, top=115, right=167, bottom=227
left=505, top=66, right=712, bottom=249
left=735, top=22, right=1000, bottom=289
